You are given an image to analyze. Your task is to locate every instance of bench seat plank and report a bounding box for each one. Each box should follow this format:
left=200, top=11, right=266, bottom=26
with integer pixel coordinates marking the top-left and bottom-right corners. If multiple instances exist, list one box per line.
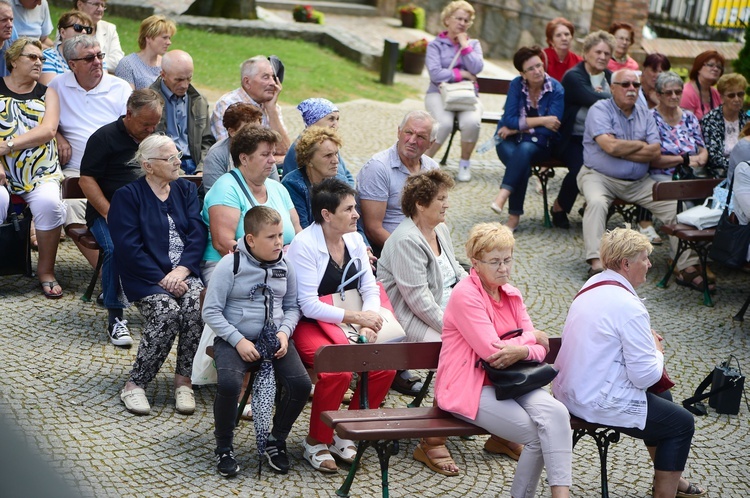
left=334, top=417, right=487, bottom=441
left=322, top=407, right=447, bottom=428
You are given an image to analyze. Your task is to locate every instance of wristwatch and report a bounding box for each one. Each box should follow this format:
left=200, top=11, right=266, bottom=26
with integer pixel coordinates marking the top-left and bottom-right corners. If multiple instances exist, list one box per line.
left=6, top=140, right=14, bottom=152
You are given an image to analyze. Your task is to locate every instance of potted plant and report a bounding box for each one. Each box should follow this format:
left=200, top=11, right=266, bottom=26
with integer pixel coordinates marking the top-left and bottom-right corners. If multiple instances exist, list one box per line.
left=401, top=38, right=428, bottom=74
left=293, top=4, right=324, bottom=24
left=398, top=4, right=425, bottom=30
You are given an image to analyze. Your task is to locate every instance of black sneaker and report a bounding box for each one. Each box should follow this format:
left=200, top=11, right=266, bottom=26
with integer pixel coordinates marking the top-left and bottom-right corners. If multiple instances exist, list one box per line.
left=216, top=448, right=239, bottom=477
left=264, top=439, right=290, bottom=474
left=550, top=208, right=570, bottom=229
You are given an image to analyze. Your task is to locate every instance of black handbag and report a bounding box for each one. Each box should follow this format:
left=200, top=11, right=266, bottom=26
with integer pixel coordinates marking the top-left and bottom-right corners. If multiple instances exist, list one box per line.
left=709, top=176, right=750, bottom=268
left=476, top=358, right=558, bottom=400
left=0, top=187, right=32, bottom=276
left=683, top=355, right=745, bottom=416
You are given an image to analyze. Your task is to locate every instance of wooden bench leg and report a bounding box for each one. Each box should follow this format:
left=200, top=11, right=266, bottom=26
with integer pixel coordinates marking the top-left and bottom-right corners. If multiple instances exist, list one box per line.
left=573, top=427, right=620, bottom=498
left=734, top=293, right=750, bottom=322
left=81, top=250, right=103, bottom=302
left=336, top=440, right=371, bottom=497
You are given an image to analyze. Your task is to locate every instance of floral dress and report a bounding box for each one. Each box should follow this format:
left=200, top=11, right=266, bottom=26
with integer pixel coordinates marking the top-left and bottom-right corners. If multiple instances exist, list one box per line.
left=651, top=108, right=705, bottom=178
left=0, top=79, right=60, bottom=194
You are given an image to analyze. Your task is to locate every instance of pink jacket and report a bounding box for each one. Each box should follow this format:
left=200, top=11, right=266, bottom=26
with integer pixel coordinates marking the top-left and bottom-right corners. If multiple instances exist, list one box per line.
left=435, top=270, right=547, bottom=419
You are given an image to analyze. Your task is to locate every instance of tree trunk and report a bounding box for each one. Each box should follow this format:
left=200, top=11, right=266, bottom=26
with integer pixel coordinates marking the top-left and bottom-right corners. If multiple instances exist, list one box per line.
left=184, top=0, right=257, bottom=20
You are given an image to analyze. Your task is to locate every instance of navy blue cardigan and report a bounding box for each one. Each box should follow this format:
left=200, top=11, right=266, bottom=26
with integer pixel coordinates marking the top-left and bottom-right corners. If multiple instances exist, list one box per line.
left=109, top=176, right=207, bottom=302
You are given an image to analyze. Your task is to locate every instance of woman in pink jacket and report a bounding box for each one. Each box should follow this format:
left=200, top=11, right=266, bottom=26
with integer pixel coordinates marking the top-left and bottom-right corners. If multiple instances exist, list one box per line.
left=435, top=222, right=572, bottom=498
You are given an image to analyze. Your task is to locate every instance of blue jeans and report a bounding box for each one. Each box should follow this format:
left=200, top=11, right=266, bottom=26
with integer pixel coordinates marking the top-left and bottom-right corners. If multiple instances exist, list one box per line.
left=90, top=217, right=125, bottom=310
left=181, top=158, right=197, bottom=175
left=213, top=337, right=311, bottom=450
left=615, top=390, right=695, bottom=472
left=496, top=138, right=551, bottom=215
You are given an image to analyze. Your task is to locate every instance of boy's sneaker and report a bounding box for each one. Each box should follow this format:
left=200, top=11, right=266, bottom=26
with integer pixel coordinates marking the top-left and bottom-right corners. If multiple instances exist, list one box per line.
left=216, top=448, right=239, bottom=477
left=264, top=439, right=290, bottom=474
left=108, top=318, right=133, bottom=347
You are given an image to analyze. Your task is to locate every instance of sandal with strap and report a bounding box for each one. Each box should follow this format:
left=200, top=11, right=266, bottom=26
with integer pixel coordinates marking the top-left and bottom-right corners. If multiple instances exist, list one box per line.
left=413, top=439, right=459, bottom=477
left=675, top=267, right=716, bottom=294
left=302, top=439, right=338, bottom=473
left=676, top=482, right=707, bottom=497
left=329, top=434, right=357, bottom=464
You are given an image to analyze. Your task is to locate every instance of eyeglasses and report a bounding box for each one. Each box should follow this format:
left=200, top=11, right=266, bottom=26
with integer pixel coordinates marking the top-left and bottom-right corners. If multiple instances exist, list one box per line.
left=475, top=257, right=513, bottom=269
left=20, top=53, right=46, bottom=63
left=659, top=89, right=683, bottom=96
left=612, top=81, right=641, bottom=89
left=69, top=52, right=105, bottom=63
left=725, top=91, right=745, bottom=99
left=452, top=15, right=473, bottom=24
left=83, top=1, right=107, bottom=9
left=148, top=151, right=183, bottom=163
left=614, top=36, right=631, bottom=43
left=62, top=23, right=93, bottom=34
left=523, top=62, right=544, bottom=73
left=704, top=61, right=723, bottom=71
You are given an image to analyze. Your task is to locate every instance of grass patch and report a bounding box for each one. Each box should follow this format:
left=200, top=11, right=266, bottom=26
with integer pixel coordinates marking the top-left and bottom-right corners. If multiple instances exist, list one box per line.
left=48, top=5, right=418, bottom=104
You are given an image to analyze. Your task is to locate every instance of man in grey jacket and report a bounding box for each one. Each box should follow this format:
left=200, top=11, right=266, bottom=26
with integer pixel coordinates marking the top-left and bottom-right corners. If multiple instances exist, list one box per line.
left=202, top=206, right=311, bottom=478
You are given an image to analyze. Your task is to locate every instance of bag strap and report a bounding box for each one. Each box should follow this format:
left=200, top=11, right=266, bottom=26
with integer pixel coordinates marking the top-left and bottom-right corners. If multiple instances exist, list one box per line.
left=336, top=256, right=367, bottom=300
left=447, top=49, right=461, bottom=72
left=230, top=169, right=257, bottom=208
left=233, top=250, right=240, bottom=275
left=574, top=279, right=634, bottom=300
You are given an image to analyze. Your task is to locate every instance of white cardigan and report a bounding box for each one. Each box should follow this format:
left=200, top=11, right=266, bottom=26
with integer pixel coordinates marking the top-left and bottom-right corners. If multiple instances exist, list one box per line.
left=552, top=270, right=664, bottom=430
left=286, top=223, right=380, bottom=323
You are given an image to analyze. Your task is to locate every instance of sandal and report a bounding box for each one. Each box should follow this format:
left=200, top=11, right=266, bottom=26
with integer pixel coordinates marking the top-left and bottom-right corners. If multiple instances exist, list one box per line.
left=675, top=267, right=716, bottom=294
left=302, top=439, right=338, bottom=473
left=391, top=370, right=423, bottom=396
left=483, top=436, right=522, bottom=461
left=676, top=482, right=707, bottom=497
left=41, top=280, right=63, bottom=299
left=413, top=439, right=459, bottom=477
left=329, top=435, right=357, bottom=464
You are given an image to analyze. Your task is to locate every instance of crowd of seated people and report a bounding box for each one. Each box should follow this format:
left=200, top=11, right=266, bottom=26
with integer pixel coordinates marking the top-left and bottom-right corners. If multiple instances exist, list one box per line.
left=0, top=3, right=725, bottom=494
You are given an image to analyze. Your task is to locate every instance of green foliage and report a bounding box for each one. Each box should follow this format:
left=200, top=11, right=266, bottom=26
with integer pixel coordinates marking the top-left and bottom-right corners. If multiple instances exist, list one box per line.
left=47, top=5, right=417, bottom=104
left=311, top=11, right=325, bottom=24
left=398, top=4, right=425, bottom=30
left=734, top=23, right=750, bottom=84
left=293, top=4, right=323, bottom=24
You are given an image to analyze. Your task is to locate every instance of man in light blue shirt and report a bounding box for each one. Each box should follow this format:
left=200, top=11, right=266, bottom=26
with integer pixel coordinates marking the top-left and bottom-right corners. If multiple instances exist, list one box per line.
left=11, top=0, right=52, bottom=47
left=149, top=50, right=214, bottom=175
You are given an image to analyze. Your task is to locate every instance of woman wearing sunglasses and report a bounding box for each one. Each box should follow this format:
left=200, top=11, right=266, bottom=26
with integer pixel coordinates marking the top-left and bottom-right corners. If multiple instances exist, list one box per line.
left=700, top=73, right=749, bottom=178
left=0, top=38, right=65, bottom=298
left=40, top=10, right=95, bottom=85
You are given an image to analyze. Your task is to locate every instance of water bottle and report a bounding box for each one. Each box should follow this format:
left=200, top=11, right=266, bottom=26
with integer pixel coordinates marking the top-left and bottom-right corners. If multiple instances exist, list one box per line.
left=476, top=134, right=501, bottom=154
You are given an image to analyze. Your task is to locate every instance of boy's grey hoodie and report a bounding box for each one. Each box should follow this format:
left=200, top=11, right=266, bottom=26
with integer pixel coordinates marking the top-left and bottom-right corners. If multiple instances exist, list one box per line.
left=202, top=238, right=300, bottom=347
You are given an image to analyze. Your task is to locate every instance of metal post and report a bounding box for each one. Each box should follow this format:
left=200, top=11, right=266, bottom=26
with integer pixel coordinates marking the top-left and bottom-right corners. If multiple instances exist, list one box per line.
left=380, top=39, right=399, bottom=85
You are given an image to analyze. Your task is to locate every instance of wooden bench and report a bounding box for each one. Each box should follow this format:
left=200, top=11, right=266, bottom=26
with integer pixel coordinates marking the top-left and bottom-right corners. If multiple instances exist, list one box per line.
left=318, top=342, right=487, bottom=498
left=652, top=178, right=722, bottom=306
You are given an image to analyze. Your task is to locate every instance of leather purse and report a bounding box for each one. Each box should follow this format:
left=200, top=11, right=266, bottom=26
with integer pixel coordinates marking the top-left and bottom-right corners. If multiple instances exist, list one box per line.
left=709, top=176, right=750, bottom=268
left=438, top=51, right=478, bottom=112
left=0, top=188, right=32, bottom=276
left=476, top=358, right=558, bottom=400
left=317, top=258, right=406, bottom=344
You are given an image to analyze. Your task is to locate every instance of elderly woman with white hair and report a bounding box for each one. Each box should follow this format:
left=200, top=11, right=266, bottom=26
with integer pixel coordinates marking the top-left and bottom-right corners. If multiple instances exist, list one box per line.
left=109, top=134, right=207, bottom=416
left=553, top=228, right=706, bottom=498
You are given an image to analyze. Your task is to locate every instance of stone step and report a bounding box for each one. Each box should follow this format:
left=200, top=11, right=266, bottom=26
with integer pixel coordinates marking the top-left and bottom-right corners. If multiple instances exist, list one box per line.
left=258, top=0, right=379, bottom=17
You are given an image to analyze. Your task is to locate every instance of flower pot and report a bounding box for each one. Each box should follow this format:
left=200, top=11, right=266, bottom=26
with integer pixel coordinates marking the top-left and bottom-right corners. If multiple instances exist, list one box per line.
left=401, top=11, right=416, bottom=28
left=402, top=51, right=425, bottom=75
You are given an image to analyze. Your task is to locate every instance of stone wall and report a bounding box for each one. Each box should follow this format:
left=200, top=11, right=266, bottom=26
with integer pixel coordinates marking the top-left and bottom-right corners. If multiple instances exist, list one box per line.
left=384, top=0, right=599, bottom=59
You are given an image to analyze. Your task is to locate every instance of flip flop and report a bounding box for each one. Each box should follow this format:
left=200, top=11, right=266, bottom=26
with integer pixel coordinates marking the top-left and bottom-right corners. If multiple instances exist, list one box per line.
left=41, top=281, right=63, bottom=299
left=676, top=482, right=707, bottom=497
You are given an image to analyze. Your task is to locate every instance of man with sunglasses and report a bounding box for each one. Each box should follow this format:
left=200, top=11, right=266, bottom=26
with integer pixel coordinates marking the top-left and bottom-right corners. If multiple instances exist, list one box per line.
left=11, top=0, right=52, bottom=47
left=150, top=49, right=214, bottom=175
left=48, top=34, right=132, bottom=268
left=576, top=69, right=706, bottom=288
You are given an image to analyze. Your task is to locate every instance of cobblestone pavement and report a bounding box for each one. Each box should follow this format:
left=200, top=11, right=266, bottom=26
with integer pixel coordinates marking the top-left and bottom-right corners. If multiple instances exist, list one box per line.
left=2, top=4, right=750, bottom=498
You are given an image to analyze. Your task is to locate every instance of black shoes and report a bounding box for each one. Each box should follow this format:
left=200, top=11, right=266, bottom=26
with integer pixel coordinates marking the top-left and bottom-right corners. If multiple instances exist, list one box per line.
left=265, top=439, right=290, bottom=474
left=550, top=208, right=570, bottom=229
left=216, top=447, right=240, bottom=477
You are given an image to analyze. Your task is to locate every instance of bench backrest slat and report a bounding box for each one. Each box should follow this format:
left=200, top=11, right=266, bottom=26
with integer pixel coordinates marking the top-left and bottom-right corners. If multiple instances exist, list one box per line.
left=652, top=178, right=721, bottom=202
left=476, top=77, right=511, bottom=95
left=314, top=342, right=442, bottom=375
left=544, top=337, right=562, bottom=364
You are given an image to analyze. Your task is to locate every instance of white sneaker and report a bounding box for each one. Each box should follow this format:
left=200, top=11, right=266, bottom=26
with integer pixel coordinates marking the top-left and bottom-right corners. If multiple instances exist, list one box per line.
left=109, top=318, right=133, bottom=347
left=638, top=225, right=663, bottom=245
left=456, top=166, right=471, bottom=182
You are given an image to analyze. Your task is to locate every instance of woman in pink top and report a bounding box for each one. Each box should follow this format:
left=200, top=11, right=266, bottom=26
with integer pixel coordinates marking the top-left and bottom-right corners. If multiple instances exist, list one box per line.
left=542, top=17, right=582, bottom=82
left=680, top=50, right=725, bottom=120
left=435, top=223, right=572, bottom=498
left=607, top=21, right=639, bottom=72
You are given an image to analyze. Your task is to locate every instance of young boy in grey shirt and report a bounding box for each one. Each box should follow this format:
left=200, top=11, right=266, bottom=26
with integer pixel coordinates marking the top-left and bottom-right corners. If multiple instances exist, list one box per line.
left=202, top=206, right=311, bottom=477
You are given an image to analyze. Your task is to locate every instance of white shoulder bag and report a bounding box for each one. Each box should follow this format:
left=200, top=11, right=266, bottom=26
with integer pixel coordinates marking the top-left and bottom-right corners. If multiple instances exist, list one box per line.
left=438, top=50, right=478, bottom=112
